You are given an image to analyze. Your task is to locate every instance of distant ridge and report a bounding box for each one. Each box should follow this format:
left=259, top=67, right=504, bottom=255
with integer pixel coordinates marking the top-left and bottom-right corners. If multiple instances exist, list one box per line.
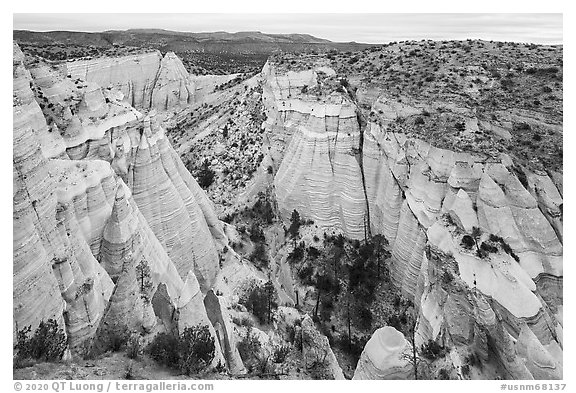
left=13, top=28, right=375, bottom=74
left=13, top=29, right=365, bottom=48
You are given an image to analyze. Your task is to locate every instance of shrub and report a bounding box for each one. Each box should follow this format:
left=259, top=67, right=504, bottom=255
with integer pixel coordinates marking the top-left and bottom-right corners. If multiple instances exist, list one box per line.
left=288, top=241, right=305, bottom=263
left=442, top=270, right=454, bottom=285
left=232, top=315, right=254, bottom=328
left=514, top=122, right=532, bottom=132
left=179, top=325, right=216, bottom=375
left=109, top=328, right=131, bottom=352
left=250, top=243, right=269, bottom=269
left=288, top=209, right=301, bottom=237
left=420, top=339, right=446, bottom=360
left=272, top=344, right=291, bottom=363
left=307, top=245, right=321, bottom=259
left=126, top=334, right=142, bottom=359
left=14, top=319, right=67, bottom=365
left=489, top=234, right=519, bottom=262
left=357, top=306, right=373, bottom=330
left=237, top=328, right=262, bottom=372
left=480, top=241, right=498, bottom=254
left=437, top=368, right=450, bottom=380
left=297, top=264, right=314, bottom=285
left=147, top=332, right=180, bottom=369
left=196, top=160, right=215, bottom=189
left=415, top=116, right=425, bottom=126
left=147, top=325, right=215, bottom=375
left=124, top=363, right=136, bottom=380
left=465, top=351, right=482, bottom=370
left=489, top=234, right=503, bottom=243
left=239, top=281, right=278, bottom=324
left=461, top=235, right=475, bottom=250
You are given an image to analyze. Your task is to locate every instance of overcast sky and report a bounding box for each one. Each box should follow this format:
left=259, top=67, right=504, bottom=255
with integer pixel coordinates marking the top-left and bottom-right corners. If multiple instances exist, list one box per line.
left=13, top=13, right=563, bottom=44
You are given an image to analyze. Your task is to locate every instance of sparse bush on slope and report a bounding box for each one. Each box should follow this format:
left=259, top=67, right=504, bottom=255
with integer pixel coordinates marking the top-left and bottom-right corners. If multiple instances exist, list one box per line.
left=147, top=324, right=215, bottom=375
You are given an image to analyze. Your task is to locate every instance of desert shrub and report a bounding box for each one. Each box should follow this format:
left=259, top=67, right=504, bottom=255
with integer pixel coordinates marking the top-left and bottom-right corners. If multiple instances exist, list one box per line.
left=272, top=344, right=291, bottom=363
left=461, top=364, right=471, bottom=377
left=232, top=315, right=254, bottom=328
left=437, top=368, right=450, bottom=380
left=489, top=234, right=504, bottom=243
left=250, top=242, right=269, bottom=269
left=239, top=281, right=277, bottom=324
left=14, top=319, right=67, bottom=365
left=420, top=339, right=446, bottom=360
left=237, top=328, right=262, bottom=372
left=307, top=245, right=321, bottom=259
left=526, top=67, right=559, bottom=76
left=464, top=351, right=483, bottom=371
left=480, top=241, right=498, bottom=254
left=124, top=363, right=136, bottom=380
left=415, top=116, right=425, bottom=126
left=488, top=234, right=519, bottom=262
left=249, top=222, right=265, bottom=242
left=195, top=159, right=215, bottom=189
left=514, top=122, right=532, bottom=132
left=335, top=334, right=367, bottom=364
left=442, top=270, right=454, bottom=285
left=288, top=241, right=306, bottom=263
left=297, top=264, right=314, bottom=285
left=147, top=332, right=180, bottom=369
left=126, top=334, right=142, bottom=359
left=109, top=328, right=131, bottom=352
left=288, top=209, right=301, bottom=238
left=147, top=325, right=215, bottom=375
left=513, top=166, right=529, bottom=188
left=461, top=235, right=475, bottom=250
left=443, top=213, right=456, bottom=226
left=356, top=306, right=373, bottom=330
left=178, top=325, right=216, bottom=375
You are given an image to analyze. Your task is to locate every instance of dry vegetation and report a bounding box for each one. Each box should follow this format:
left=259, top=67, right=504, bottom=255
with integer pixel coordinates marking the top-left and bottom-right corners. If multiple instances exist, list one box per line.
left=275, top=39, right=563, bottom=172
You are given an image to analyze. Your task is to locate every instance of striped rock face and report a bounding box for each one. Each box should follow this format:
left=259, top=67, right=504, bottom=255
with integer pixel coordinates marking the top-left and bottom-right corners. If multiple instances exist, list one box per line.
left=13, top=42, right=226, bottom=360
left=258, top=60, right=563, bottom=379
left=64, top=50, right=195, bottom=111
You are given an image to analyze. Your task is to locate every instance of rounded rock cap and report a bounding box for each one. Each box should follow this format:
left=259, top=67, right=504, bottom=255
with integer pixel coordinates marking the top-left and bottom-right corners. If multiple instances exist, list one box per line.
left=365, top=326, right=408, bottom=369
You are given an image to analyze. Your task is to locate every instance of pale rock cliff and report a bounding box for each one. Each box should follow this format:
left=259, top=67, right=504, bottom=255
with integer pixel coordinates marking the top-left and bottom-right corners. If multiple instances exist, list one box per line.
left=13, top=43, right=230, bottom=368
left=64, top=51, right=194, bottom=111
left=261, top=62, right=367, bottom=239
left=257, top=60, right=562, bottom=379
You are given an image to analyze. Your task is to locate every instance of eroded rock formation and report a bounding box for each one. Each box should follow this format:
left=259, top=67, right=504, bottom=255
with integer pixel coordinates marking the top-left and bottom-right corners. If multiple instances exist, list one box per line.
left=255, top=60, right=563, bottom=379
left=64, top=50, right=194, bottom=111
left=12, top=42, right=228, bottom=366
left=353, top=326, right=413, bottom=379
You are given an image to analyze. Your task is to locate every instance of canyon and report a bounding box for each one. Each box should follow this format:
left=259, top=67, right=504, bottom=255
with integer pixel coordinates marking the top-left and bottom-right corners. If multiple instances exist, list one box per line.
left=13, top=37, right=563, bottom=380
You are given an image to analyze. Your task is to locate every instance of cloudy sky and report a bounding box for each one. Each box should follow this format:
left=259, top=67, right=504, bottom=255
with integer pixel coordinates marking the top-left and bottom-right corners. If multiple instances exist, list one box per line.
left=13, top=13, right=563, bottom=44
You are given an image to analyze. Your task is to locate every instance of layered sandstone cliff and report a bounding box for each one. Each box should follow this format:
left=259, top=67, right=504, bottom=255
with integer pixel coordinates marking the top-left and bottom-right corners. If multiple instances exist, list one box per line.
left=262, top=62, right=368, bottom=239
left=64, top=50, right=194, bottom=111
left=13, top=43, right=228, bottom=365
left=257, top=60, right=563, bottom=379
